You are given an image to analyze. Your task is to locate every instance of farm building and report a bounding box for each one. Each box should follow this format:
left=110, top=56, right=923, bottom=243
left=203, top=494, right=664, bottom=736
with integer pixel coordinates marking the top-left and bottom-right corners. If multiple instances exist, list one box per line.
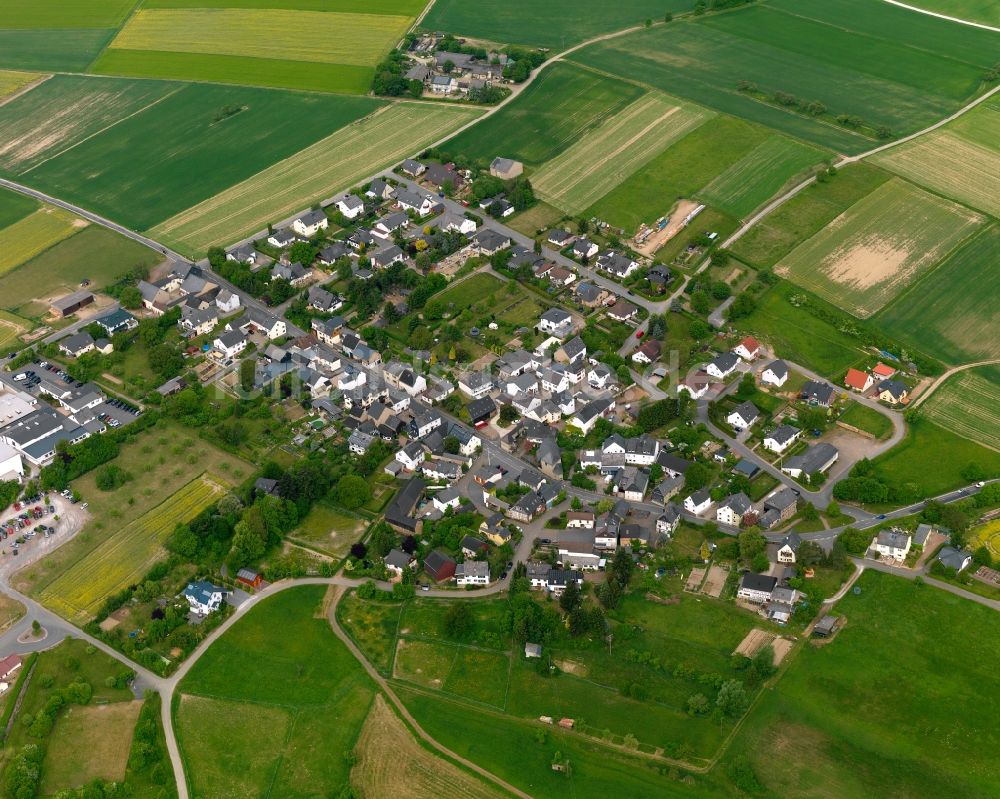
left=424, top=549, right=457, bottom=582
left=50, top=290, right=95, bottom=318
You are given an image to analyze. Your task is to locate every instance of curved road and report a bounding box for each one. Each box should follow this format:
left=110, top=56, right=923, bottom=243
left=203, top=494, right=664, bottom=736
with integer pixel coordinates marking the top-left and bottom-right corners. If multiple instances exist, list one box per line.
left=909, top=358, right=1000, bottom=409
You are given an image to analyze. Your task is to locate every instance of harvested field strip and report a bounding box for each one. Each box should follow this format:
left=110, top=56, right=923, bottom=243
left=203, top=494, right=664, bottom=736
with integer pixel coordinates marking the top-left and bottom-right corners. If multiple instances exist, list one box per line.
left=922, top=368, right=1000, bottom=452
left=351, top=694, right=509, bottom=799
left=697, top=135, right=825, bottom=219
left=40, top=475, right=225, bottom=620
left=110, top=8, right=410, bottom=67
left=0, top=75, right=177, bottom=174
left=0, top=70, right=43, bottom=101
left=0, top=207, right=83, bottom=276
left=150, top=103, right=480, bottom=254
left=775, top=179, right=983, bottom=318
left=872, top=130, right=1000, bottom=218
left=533, top=93, right=711, bottom=214
left=146, top=0, right=428, bottom=12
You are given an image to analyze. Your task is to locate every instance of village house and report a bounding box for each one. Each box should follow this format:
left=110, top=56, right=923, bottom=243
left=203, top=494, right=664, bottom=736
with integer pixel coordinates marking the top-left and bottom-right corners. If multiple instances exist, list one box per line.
left=727, top=400, right=760, bottom=431
left=737, top=573, right=777, bottom=604
left=606, top=299, right=638, bottom=322
left=384, top=548, right=415, bottom=578
left=760, top=489, right=798, bottom=530
left=182, top=581, right=228, bottom=616
left=733, top=335, right=761, bottom=361
left=877, top=379, right=908, bottom=404
left=801, top=380, right=835, bottom=407
left=335, top=194, right=366, bottom=220
left=684, top=489, right=712, bottom=516
left=871, top=529, right=911, bottom=560
left=59, top=331, right=95, bottom=358
left=705, top=352, right=740, bottom=380
left=424, top=549, right=457, bottom=582
left=844, top=367, right=874, bottom=392
left=760, top=359, right=788, bottom=387
left=768, top=532, right=802, bottom=564
left=456, top=560, right=490, bottom=586
left=763, top=424, right=801, bottom=454
left=292, top=209, right=329, bottom=238
left=781, top=443, right=839, bottom=480
left=490, top=157, right=523, bottom=180
left=716, top=492, right=752, bottom=526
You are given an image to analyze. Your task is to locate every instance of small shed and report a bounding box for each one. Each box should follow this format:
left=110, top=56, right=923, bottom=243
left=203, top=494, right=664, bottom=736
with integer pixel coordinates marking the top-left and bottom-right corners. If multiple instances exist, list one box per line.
left=813, top=615, right=839, bottom=638
left=236, top=568, right=263, bottom=590
left=524, top=642, right=542, bottom=658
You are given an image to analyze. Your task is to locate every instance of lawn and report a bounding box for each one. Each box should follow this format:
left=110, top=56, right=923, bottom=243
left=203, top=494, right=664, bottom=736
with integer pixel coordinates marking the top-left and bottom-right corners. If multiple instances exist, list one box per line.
left=38, top=474, right=228, bottom=621
left=572, top=0, right=999, bottom=152
left=441, top=62, right=645, bottom=167
left=151, top=102, right=478, bottom=255
left=421, top=0, right=692, bottom=49
left=0, top=207, right=84, bottom=276
left=873, top=224, right=1000, bottom=364
left=731, top=162, right=890, bottom=268
left=739, top=281, right=866, bottom=378
left=97, top=6, right=410, bottom=93
left=533, top=92, right=712, bottom=215
left=40, top=701, right=143, bottom=795
left=14, top=79, right=381, bottom=233
left=0, top=0, right=138, bottom=28
left=724, top=571, right=1000, bottom=799
left=586, top=115, right=767, bottom=234
left=838, top=401, right=893, bottom=441
left=775, top=178, right=983, bottom=318
left=0, top=591, right=25, bottom=633
left=288, top=500, right=365, bottom=558
left=507, top=201, right=565, bottom=236
left=921, top=365, right=1000, bottom=452
left=0, top=225, right=162, bottom=314
left=0, top=186, right=38, bottom=228
left=433, top=273, right=505, bottom=313
left=0, top=310, right=30, bottom=353
left=18, top=423, right=251, bottom=604
left=696, top=135, right=826, bottom=220
left=398, top=597, right=509, bottom=649
left=872, top=100, right=1000, bottom=218
left=0, top=70, right=40, bottom=99
left=872, top=417, right=1000, bottom=497
left=352, top=694, right=509, bottom=799
left=177, top=586, right=376, bottom=798
left=337, top=591, right=403, bottom=675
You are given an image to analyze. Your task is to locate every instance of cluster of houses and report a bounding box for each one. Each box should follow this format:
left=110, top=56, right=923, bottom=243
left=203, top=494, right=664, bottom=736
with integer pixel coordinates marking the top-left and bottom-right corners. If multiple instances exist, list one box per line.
left=58, top=307, right=139, bottom=359
left=868, top=524, right=972, bottom=572
left=139, top=262, right=240, bottom=319
left=405, top=50, right=508, bottom=97
left=549, top=227, right=644, bottom=282
left=843, top=362, right=909, bottom=405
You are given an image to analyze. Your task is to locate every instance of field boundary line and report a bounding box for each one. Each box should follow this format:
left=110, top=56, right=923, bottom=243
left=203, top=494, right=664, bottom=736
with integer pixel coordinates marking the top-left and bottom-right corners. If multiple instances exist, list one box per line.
left=0, top=73, right=52, bottom=109
left=83, top=0, right=149, bottom=72
left=879, top=0, right=1000, bottom=32
left=19, top=85, right=184, bottom=176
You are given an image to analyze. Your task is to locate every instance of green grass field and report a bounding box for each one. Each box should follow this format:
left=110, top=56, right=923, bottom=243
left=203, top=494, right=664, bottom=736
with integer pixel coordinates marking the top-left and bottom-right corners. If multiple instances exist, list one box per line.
left=922, top=366, right=1000, bottom=452
left=39, top=475, right=227, bottom=621
left=897, top=0, right=1000, bottom=24
left=872, top=101, right=1000, bottom=217
left=775, top=178, right=983, bottom=318
left=178, top=586, right=375, bottom=798
left=0, top=0, right=138, bottom=28
left=434, top=273, right=505, bottom=311
left=145, top=0, right=427, bottom=11
left=731, top=162, right=890, bottom=267
left=0, top=185, right=38, bottom=227
left=532, top=92, right=712, bottom=214
left=11, top=80, right=380, bottom=233
left=572, top=0, right=999, bottom=152
left=873, top=224, right=1000, bottom=364
left=0, top=207, right=83, bottom=276
left=289, top=500, right=365, bottom=558
left=151, top=102, right=477, bottom=255
left=586, top=114, right=772, bottom=234
left=422, top=0, right=692, bottom=48
left=739, top=281, right=866, bottom=378
left=725, top=571, right=1000, bottom=799
left=0, top=29, right=118, bottom=72
left=839, top=401, right=894, bottom=441
left=0, top=310, right=30, bottom=352
left=338, top=592, right=402, bottom=675
left=873, top=417, right=1000, bottom=495
left=0, top=225, right=162, bottom=314
left=696, top=135, right=826, bottom=220
left=441, top=62, right=644, bottom=167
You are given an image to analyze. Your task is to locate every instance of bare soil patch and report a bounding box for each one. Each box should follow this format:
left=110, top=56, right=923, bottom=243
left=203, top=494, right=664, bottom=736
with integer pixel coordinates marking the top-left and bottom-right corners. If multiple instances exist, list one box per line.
left=685, top=567, right=707, bottom=592
left=702, top=564, right=728, bottom=598
left=734, top=628, right=775, bottom=658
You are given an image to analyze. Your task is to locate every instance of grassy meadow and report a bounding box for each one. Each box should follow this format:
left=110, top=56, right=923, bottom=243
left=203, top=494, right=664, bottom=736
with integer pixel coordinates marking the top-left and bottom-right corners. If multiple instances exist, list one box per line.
left=873, top=224, right=1000, bottom=364
left=0, top=69, right=41, bottom=99
left=532, top=92, right=712, bottom=214
left=422, top=0, right=692, bottom=48
left=177, top=586, right=375, bottom=798
left=441, top=62, right=644, bottom=167
left=573, top=0, right=999, bottom=152
left=921, top=366, right=1000, bottom=452
left=0, top=225, right=162, bottom=316
left=0, top=0, right=138, bottom=28
left=288, top=499, right=365, bottom=559
left=0, top=186, right=38, bottom=227
left=151, top=102, right=476, bottom=254
left=774, top=178, right=983, bottom=318
left=873, top=417, right=1000, bottom=496
left=731, top=162, right=890, bottom=267
left=0, top=207, right=84, bottom=276
left=838, top=401, right=894, bottom=441
left=724, top=571, right=1000, bottom=799
left=872, top=100, right=1000, bottom=217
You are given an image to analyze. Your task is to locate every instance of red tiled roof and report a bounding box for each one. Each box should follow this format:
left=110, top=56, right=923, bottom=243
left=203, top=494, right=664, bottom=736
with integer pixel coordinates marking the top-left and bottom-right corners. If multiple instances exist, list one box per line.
left=844, top=368, right=870, bottom=390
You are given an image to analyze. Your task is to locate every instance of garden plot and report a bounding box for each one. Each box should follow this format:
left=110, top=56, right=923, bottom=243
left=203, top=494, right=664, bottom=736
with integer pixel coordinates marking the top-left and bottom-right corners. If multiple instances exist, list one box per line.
left=532, top=92, right=712, bottom=214
left=775, top=179, right=983, bottom=318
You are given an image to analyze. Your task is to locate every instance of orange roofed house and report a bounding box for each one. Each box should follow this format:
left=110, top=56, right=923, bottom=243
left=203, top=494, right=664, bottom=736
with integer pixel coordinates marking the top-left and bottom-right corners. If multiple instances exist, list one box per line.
left=733, top=336, right=761, bottom=361
left=872, top=363, right=897, bottom=379
left=844, top=368, right=874, bottom=392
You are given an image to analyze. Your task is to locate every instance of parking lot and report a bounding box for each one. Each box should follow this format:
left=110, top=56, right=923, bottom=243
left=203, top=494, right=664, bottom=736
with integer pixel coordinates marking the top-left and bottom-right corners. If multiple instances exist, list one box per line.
left=0, top=492, right=89, bottom=578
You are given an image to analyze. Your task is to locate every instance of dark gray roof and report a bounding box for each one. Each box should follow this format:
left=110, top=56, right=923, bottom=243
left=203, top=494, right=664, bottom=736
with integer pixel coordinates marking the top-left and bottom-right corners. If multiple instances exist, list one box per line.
left=783, top=442, right=838, bottom=474
left=740, top=573, right=777, bottom=593
left=767, top=424, right=801, bottom=446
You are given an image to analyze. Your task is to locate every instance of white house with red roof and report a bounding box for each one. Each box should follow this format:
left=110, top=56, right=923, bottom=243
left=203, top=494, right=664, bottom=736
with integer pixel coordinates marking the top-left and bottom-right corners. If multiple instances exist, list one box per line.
left=733, top=335, right=761, bottom=361
left=872, top=363, right=896, bottom=379
left=844, top=367, right=874, bottom=392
